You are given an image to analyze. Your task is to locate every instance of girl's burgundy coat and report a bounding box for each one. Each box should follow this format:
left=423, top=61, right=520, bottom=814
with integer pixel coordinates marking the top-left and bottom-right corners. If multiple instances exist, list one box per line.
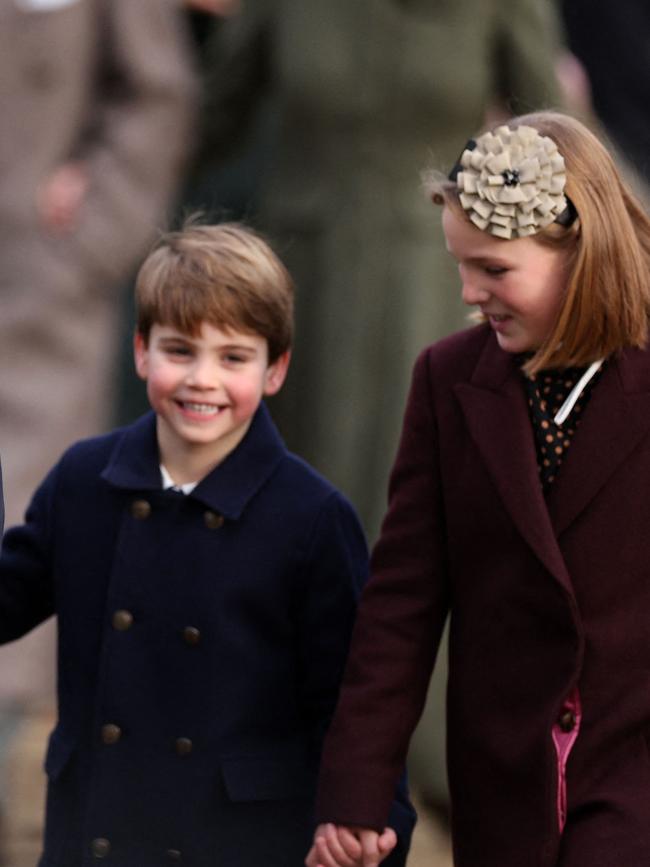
left=317, top=323, right=650, bottom=867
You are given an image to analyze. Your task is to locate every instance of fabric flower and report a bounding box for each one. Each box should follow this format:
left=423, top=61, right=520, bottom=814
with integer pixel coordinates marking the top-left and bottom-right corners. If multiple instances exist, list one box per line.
left=455, top=125, right=568, bottom=239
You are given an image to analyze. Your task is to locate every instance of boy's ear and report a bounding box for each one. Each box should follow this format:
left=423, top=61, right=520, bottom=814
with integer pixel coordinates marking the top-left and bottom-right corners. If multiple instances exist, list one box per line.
left=263, top=350, right=291, bottom=396
left=133, top=331, right=149, bottom=381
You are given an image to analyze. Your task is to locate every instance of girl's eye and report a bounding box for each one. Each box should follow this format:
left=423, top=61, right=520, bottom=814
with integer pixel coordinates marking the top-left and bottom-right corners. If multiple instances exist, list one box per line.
left=485, top=266, right=507, bottom=276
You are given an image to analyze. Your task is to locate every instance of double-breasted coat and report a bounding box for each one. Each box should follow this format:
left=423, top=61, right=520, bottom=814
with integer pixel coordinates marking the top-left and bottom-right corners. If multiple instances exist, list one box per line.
left=0, top=405, right=414, bottom=866
left=316, top=324, right=650, bottom=867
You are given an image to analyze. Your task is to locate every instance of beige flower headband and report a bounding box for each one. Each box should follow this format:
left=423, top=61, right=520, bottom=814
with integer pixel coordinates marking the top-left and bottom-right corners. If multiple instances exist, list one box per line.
left=451, top=124, right=572, bottom=239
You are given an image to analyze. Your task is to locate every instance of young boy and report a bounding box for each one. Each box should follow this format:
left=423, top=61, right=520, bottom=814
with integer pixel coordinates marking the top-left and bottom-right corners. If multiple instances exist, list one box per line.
left=0, top=223, right=413, bottom=866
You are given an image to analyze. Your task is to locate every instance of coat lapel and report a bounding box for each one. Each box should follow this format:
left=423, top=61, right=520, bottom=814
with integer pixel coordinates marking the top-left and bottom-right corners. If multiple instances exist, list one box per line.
left=101, top=404, right=287, bottom=521
left=454, top=334, right=571, bottom=590
left=545, top=347, right=650, bottom=536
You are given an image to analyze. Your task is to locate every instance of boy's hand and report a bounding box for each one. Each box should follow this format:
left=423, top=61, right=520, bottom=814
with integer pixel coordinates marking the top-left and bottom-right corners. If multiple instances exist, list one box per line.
left=306, top=823, right=397, bottom=867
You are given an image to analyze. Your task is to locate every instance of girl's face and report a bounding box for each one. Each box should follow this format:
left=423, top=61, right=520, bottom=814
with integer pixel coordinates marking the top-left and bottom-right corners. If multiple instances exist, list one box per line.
left=442, top=206, right=571, bottom=354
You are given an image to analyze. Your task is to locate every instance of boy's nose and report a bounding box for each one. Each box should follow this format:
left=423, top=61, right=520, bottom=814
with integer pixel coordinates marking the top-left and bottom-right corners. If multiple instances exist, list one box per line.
left=185, top=357, right=218, bottom=388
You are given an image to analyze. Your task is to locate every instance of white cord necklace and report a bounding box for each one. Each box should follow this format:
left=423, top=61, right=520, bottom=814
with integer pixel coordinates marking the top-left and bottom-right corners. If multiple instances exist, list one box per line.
left=553, top=359, right=604, bottom=426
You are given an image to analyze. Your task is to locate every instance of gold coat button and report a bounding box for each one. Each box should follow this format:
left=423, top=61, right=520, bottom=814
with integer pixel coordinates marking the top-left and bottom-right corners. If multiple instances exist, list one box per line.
left=112, top=609, right=134, bottom=631
left=558, top=710, right=577, bottom=733
left=183, top=626, right=201, bottom=646
left=175, top=737, right=193, bottom=756
left=101, top=723, right=122, bottom=745
left=204, top=510, right=224, bottom=529
left=166, top=849, right=182, bottom=861
left=91, top=837, right=111, bottom=858
left=130, top=499, right=151, bottom=520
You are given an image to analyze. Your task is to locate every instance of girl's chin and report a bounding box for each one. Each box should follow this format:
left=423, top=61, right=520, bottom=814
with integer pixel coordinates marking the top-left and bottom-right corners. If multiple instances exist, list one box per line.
left=495, top=332, right=535, bottom=354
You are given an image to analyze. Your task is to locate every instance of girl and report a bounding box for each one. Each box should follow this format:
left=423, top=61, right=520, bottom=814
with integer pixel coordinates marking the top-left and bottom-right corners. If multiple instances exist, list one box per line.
left=306, top=111, right=650, bottom=867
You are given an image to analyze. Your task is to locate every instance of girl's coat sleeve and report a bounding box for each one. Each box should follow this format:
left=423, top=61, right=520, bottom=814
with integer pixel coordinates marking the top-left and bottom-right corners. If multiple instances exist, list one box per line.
left=316, top=348, right=449, bottom=830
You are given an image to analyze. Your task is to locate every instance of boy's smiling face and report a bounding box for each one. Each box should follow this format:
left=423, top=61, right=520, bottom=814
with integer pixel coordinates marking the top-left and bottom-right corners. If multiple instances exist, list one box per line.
left=134, top=322, right=289, bottom=478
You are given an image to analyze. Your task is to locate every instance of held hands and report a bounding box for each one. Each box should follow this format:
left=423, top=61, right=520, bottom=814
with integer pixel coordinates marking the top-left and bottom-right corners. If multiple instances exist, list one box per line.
left=305, top=823, right=397, bottom=867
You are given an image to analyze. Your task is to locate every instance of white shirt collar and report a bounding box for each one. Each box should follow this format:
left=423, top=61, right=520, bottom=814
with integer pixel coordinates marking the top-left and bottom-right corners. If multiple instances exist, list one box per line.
left=160, top=465, right=198, bottom=495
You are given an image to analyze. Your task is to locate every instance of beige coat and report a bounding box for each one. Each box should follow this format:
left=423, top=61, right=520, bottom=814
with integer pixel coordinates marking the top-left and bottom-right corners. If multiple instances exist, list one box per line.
left=0, top=0, right=196, bottom=288
left=0, top=0, right=196, bottom=707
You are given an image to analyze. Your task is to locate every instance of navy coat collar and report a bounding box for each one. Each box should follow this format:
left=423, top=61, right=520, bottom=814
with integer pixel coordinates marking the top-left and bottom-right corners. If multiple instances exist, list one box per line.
left=101, top=403, right=286, bottom=520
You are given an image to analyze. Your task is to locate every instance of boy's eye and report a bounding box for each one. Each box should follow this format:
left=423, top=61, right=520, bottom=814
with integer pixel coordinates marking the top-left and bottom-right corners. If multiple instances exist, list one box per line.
left=165, top=345, right=192, bottom=357
left=223, top=353, right=247, bottom=364
left=485, top=266, right=507, bottom=276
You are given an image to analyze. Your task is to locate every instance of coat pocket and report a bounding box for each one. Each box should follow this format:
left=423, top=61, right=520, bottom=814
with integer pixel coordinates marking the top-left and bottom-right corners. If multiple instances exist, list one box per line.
left=43, top=726, right=76, bottom=782
left=220, top=754, right=317, bottom=803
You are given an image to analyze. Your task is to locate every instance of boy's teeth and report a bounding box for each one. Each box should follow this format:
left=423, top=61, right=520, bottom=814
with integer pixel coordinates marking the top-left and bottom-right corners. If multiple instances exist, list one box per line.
left=183, top=402, right=220, bottom=413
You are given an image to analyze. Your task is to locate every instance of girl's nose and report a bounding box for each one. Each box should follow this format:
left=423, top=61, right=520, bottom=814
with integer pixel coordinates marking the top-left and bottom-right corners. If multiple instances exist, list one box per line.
left=460, top=272, right=490, bottom=307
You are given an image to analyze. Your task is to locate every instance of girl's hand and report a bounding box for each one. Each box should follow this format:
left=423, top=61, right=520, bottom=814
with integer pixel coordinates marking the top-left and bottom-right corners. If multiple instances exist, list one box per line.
left=306, top=823, right=397, bottom=867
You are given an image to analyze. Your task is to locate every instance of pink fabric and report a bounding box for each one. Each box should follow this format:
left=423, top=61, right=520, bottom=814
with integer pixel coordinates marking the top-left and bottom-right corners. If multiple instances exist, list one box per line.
left=552, top=688, right=581, bottom=832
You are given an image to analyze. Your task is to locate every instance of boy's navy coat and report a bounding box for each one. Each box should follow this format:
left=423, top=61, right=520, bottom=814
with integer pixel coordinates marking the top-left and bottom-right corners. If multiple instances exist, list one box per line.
left=0, top=405, right=413, bottom=866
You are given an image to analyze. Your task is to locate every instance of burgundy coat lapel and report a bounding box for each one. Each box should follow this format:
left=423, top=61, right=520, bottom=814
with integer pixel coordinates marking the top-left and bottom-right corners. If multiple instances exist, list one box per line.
left=545, top=347, right=650, bottom=537
left=454, top=334, right=572, bottom=591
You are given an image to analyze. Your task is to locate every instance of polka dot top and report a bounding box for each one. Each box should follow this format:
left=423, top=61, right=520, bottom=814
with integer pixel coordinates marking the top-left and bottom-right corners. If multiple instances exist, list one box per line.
left=522, top=362, right=604, bottom=492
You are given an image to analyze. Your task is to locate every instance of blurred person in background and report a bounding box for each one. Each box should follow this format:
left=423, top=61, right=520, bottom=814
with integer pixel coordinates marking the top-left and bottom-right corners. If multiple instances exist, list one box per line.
left=559, top=0, right=650, bottom=194
left=200, top=0, right=567, bottom=542
left=180, top=0, right=271, bottom=223
left=0, top=0, right=196, bottom=855
left=198, top=0, right=568, bottom=823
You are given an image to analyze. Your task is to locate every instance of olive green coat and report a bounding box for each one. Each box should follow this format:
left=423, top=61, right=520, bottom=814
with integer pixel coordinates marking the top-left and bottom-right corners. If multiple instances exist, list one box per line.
left=203, top=0, right=564, bottom=538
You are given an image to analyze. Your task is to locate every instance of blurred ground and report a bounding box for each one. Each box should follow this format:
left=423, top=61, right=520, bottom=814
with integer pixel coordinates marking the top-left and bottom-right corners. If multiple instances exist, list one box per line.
left=1, top=711, right=452, bottom=866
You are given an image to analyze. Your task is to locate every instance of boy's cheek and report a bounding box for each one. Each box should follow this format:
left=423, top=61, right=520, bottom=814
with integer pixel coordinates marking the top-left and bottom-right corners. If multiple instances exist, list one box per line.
left=147, top=366, right=180, bottom=392
left=144, top=377, right=174, bottom=410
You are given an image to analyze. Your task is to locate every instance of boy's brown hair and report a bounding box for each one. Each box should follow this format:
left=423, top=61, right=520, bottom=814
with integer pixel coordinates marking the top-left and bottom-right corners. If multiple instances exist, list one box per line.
left=429, top=111, right=650, bottom=374
left=135, top=221, right=294, bottom=362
